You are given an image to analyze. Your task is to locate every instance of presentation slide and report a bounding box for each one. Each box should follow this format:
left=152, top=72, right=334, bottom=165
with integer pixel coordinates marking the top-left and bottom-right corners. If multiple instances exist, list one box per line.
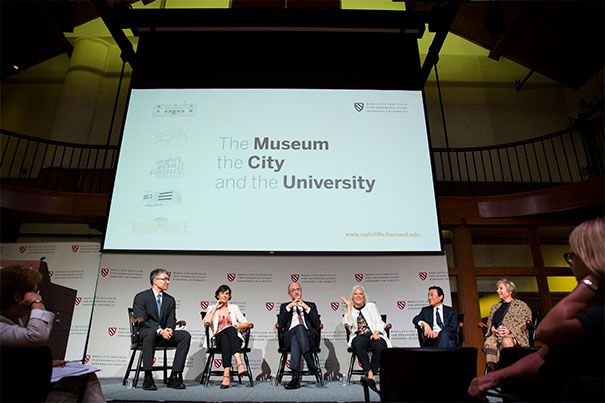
left=104, top=89, right=441, bottom=252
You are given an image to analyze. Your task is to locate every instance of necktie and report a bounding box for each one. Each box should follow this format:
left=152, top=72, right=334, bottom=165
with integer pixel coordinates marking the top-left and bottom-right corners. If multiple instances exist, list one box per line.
left=296, top=306, right=305, bottom=327
left=157, top=294, right=162, bottom=316
left=436, top=307, right=444, bottom=328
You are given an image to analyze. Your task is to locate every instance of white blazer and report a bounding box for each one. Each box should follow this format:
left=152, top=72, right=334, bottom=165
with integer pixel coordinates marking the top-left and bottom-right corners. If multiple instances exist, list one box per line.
left=205, top=304, right=248, bottom=347
left=342, top=302, right=392, bottom=347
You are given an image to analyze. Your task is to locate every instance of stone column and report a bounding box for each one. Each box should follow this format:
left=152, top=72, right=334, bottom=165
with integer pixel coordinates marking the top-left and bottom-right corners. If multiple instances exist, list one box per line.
left=50, top=37, right=112, bottom=144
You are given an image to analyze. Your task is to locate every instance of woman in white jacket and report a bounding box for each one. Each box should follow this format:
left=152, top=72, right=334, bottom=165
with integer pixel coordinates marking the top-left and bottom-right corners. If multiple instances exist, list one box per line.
left=341, top=285, right=391, bottom=385
left=203, top=284, right=249, bottom=388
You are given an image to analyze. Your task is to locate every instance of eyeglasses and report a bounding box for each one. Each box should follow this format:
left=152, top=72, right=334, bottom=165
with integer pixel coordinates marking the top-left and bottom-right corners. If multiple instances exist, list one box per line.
left=156, top=277, right=170, bottom=282
left=563, top=252, right=575, bottom=265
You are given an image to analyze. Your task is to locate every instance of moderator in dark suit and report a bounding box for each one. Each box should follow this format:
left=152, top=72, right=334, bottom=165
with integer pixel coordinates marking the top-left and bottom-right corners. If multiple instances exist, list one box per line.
left=132, top=272, right=191, bottom=387
left=412, top=304, right=459, bottom=347
left=277, top=283, right=321, bottom=388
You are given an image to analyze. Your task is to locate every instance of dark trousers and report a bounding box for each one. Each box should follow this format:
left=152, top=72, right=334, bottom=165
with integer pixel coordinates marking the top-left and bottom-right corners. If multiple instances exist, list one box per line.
left=284, top=324, right=316, bottom=371
left=351, top=333, right=387, bottom=374
left=424, top=328, right=456, bottom=348
left=141, top=328, right=191, bottom=372
left=214, top=326, right=242, bottom=368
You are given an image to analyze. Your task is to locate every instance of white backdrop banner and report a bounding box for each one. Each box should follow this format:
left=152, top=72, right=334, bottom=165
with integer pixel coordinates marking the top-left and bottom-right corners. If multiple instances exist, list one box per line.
left=0, top=242, right=101, bottom=361
left=88, top=253, right=451, bottom=381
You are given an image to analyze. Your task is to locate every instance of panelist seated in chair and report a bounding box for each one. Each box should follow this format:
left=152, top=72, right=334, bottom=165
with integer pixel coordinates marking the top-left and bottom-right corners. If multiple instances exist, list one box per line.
left=203, top=284, right=250, bottom=389
left=278, top=282, right=321, bottom=390
left=341, top=286, right=391, bottom=386
left=483, top=279, right=531, bottom=372
left=133, top=268, right=191, bottom=391
left=469, top=217, right=604, bottom=402
left=412, top=285, right=459, bottom=348
left=0, top=265, right=105, bottom=403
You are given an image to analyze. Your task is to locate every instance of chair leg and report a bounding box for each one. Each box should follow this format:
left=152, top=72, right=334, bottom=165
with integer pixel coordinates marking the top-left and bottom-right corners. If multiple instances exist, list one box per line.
left=314, top=353, right=324, bottom=386
left=134, top=350, right=144, bottom=388
left=276, top=353, right=287, bottom=384
left=347, top=352, right=356, bottom=386
left=123, top=349, right=137, bottom=385
left=203, top=352, right=215, bottom=387
left=243, top=352, right=254, bottom=387
left=163, top=347, right=168, bottom=384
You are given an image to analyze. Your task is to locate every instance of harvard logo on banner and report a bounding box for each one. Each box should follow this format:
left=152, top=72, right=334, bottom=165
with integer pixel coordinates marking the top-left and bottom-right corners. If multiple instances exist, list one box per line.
left=355, top=273, right=363, bottom=282
left=200, top=301, right=209, bottom=310
left=397, top=301, right=406, bottom=310
left=72, top=245, right=79, bottom=253
left=101, top=268, right=109, bottom=277
left=291, top=274, right=299, bottom=282
left=84, top=355, right=90, bottom=364
left=214, top=359, right=222, bottom=368
left=19, top=245, right=27, bottom=254
left=75, top=297, right=82, bottom=306
left=266, top=302, right=275, bottom=311
left=331, top=302, right=339, bottom=311
left=167, top=272, right=172, bottom=278
left=48, top=271, right=54, bottom=278
left=227, top=273, right=236, bottom=282
left=108, top=327, right=117, bottom=337
left=419, top=272, right=427, bottom=281
left=286, top=360, right=291, bottom=369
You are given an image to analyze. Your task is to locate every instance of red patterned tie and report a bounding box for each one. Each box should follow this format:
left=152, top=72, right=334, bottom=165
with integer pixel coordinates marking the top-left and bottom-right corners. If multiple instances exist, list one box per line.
left=296, top=306, right=305, bottom=327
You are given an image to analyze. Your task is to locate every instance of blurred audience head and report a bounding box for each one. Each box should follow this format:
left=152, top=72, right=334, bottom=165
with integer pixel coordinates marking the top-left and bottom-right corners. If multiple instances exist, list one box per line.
left=0, top=265, right=42, bottom=310
left=569, top=217, right=605, bottom=283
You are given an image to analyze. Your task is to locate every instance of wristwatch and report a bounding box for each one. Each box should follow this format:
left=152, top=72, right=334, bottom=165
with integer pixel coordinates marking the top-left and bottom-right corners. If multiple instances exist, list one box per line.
left=581, top=278, right=599, bottom=292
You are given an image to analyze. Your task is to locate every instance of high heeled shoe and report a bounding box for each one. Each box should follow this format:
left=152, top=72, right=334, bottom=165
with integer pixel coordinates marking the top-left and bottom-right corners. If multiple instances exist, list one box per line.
left=237, top=363, right=249, bottom=378
left=220, top=375, right=230, bottom=389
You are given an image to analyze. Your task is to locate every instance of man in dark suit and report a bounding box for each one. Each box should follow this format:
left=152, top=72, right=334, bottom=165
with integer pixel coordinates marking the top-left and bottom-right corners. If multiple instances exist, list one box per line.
left=412, top=285, right=459, bottom=347
left=133, top=269, right=191, bottom=390
left=278, top=282, right=321, bottom=389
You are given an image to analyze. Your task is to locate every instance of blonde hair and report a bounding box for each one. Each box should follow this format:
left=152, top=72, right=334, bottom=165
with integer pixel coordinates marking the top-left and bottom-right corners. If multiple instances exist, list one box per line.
left=350, top=285, right=368, bottom=305
left=569, top=217, right=605, bottom=282
left=496, top=278, right=517, bottom=296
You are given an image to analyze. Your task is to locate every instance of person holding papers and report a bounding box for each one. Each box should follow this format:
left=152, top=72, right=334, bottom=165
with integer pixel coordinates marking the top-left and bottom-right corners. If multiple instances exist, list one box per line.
left=0, top=265, right=105, bottom=402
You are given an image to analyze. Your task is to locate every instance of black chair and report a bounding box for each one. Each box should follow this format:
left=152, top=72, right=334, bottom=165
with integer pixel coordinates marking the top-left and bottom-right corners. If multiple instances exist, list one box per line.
left=478, top=308, right=539, bottom=373
left=122, top=307, right=186, bottom=388
left=344, top=314, right=391, bottom=385
left=415, top=313, right=464, bottom=347
left=485, top=347, right=541, bottom=402
left=199, top=311, right=254, bottom=387
left=275, top=314, right=324, bottom=386
left=0, top=346, right=52, bottom=402
left=361, top=347, right=478, bottom=402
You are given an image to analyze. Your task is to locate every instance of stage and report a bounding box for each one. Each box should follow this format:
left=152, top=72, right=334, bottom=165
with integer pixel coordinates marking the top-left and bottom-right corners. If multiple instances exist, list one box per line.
left=100, top=377, right=379, bottom=402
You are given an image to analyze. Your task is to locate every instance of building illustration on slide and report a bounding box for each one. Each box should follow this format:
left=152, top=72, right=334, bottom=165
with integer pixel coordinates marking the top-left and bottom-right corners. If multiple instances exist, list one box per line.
left=152, top=104, right=197, bottom=117
left=154, top=126, right=188, bottom=145
left=131, top=217, right=188, bottom=234
left=143, top=190, right=182, bottom=207
left=150, top=156, right=184, bottom=178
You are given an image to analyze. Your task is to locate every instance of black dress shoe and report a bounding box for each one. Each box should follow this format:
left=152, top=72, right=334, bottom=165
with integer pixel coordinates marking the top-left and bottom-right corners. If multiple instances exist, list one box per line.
left=167, top=374, right=186, bottom=389
left=284, top=377, right=301, bottom=390
left=142, top=376, right=157, bottom=391
left=220, top=375, right=230, bottom=389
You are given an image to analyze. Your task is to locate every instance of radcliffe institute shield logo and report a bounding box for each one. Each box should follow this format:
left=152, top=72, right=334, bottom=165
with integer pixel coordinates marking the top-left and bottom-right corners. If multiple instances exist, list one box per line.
left=200, top=301, right=209, bottom=310
left=227, top=273, right=236, bottom=282
left=291, top=274, right=300, bottom=282
left=419, top=272, right=428, bottom=281
left=331, top=302, right=340, bottom=311
left=397, top=301, right=406, bottom=310
left=355, top=273, right=363, bottom=282
left=101, top=268, right=109, bottom=277
left=108, top=327, right=117, bottom=336
left=266, top=302, right=275, bottom=311
left=354, top=103, right=364, bottom=112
